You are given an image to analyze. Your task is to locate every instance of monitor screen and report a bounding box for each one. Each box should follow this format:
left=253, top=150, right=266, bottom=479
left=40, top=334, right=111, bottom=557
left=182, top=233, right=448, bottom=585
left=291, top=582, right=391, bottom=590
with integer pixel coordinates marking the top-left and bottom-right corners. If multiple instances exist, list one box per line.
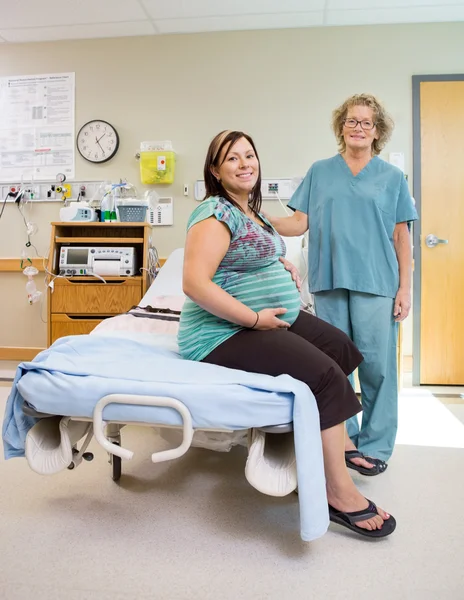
left=67, top=248, right=89, bottom=265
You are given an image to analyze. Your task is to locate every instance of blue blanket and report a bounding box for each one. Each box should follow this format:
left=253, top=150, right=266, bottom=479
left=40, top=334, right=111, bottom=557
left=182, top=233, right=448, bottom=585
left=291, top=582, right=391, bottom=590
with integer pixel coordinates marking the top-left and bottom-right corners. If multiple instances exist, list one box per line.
left=2, top=334, right=328, bottom=541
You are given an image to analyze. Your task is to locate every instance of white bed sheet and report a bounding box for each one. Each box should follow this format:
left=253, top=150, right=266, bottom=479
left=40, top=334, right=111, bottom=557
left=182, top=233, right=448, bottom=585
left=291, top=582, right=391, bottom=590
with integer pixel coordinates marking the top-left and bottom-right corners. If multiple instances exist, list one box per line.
left=141, top=247, right=185, bottom=303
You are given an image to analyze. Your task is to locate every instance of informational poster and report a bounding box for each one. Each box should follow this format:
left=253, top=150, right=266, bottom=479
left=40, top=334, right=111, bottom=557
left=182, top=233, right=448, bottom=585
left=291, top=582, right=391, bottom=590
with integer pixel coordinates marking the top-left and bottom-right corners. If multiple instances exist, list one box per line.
left=0, top=72, right=75, bottom=181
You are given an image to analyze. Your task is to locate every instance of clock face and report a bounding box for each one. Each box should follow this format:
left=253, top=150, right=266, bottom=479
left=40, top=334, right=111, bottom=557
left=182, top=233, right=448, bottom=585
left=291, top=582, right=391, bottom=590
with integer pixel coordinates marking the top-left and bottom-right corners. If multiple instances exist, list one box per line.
left=77, top=120, right=119, bottom=163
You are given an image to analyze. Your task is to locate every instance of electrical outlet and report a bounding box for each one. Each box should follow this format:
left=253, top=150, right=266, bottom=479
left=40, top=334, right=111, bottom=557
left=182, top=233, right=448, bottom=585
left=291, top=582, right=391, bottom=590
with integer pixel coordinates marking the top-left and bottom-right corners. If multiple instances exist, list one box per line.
left=1, top=180, right=107, bottom=202
left=261, top=179, right=297, bottom=200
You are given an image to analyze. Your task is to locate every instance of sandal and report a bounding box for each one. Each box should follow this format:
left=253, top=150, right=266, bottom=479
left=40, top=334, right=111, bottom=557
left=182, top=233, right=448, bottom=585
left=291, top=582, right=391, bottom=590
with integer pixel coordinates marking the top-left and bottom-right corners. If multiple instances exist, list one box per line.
left=366, top=456, right=388, bottom=473
left=329, top=499, right=396, bottom=538
left=345, top=450, right=388, bottom=476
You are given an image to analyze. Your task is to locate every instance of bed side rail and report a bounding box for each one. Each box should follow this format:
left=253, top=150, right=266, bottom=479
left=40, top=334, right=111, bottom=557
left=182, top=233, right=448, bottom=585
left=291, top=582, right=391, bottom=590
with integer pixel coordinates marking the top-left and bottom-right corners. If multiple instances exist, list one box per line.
left=93, top=394, right=194, bottom=463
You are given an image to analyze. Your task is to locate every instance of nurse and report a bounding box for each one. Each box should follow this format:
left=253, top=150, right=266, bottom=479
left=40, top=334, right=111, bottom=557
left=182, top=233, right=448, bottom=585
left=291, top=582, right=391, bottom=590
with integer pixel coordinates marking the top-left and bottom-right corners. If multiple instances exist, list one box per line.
left=268, top=94, right=418, bottom=472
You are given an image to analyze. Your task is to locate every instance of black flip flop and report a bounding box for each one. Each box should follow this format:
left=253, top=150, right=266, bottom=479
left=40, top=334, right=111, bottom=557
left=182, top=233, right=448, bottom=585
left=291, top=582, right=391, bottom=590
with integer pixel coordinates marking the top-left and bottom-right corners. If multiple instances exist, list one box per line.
left=366, top=456, right=388, bottom=473
left=345, top=450, right=388, bottom=476
left=329, top=499, right=396, bottom=538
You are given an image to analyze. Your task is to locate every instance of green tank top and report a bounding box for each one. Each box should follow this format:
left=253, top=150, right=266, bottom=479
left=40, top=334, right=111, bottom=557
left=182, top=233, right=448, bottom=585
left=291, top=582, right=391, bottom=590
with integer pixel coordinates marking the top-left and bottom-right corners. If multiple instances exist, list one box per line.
left=178, top=197, right=301, bottom=361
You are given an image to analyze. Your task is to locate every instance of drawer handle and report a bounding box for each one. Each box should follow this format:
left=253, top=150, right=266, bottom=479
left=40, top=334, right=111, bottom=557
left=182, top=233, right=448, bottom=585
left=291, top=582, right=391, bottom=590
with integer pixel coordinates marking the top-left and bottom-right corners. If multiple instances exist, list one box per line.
left=66, top=279, right=127, bottom=285
left=65, top=315, right=107, bottom=321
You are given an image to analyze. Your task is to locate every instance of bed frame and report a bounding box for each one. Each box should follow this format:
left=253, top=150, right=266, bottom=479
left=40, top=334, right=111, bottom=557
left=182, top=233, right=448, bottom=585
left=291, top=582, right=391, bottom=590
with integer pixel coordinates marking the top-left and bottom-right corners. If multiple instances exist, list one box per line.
left=23, top=393, right=293, bottom=481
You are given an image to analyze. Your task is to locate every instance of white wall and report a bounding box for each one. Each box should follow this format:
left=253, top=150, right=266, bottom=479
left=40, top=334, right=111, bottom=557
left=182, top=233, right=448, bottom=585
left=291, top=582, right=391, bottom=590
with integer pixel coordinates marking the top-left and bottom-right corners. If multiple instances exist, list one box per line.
left=1, top=22, right=463, bottom=347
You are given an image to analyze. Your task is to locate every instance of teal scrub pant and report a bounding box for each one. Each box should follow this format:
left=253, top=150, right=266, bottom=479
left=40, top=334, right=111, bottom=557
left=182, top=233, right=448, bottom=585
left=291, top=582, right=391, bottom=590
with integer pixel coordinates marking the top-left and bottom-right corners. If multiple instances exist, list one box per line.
left=314, top=289, right=399, bottom=461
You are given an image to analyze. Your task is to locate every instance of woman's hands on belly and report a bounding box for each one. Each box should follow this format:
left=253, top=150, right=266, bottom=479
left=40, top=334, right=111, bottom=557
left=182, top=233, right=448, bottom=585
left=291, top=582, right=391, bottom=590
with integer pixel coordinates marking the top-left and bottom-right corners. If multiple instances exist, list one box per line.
left=221, top=260, right=302, bottom=329
left=253, top=307, right=291, bottom=330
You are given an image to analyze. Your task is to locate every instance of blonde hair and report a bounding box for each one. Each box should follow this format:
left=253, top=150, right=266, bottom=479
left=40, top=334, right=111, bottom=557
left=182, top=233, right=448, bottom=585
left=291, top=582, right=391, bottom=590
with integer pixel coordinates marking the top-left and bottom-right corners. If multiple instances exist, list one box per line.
left=332, top=94, right=394, bottom=155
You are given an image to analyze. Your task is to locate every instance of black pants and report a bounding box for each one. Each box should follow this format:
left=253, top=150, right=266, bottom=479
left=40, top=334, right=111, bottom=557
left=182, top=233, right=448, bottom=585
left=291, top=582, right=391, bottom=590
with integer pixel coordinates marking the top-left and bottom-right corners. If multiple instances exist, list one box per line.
left=202, top=310, right=363, bottom=430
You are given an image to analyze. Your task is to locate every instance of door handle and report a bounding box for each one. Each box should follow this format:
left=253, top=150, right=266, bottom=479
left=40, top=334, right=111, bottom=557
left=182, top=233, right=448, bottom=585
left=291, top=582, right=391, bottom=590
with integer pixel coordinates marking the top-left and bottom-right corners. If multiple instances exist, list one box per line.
left=425, top=234, right=448, bottom=248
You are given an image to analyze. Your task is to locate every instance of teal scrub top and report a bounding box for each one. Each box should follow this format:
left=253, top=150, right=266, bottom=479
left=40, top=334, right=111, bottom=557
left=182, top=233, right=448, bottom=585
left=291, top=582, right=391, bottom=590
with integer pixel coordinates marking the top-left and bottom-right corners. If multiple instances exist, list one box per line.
left=288, top=154, right=419, bottom=298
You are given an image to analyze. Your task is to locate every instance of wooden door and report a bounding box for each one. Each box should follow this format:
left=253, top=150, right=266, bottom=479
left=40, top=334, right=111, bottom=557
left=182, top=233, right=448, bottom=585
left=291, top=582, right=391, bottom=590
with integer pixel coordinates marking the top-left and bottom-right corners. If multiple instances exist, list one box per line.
left=417, top=79, right=464, bottom=384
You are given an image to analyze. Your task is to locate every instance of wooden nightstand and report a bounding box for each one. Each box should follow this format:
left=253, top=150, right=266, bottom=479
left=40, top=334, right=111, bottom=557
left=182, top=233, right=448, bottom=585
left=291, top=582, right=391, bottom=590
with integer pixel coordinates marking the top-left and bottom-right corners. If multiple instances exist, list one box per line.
left=47, top=222, right=151, bottom=346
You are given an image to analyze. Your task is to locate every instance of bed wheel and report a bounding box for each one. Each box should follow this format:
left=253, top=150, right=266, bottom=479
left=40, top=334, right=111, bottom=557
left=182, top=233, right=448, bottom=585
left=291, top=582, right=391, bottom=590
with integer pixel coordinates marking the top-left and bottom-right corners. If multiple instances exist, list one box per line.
left=111, top=442, right=122, bottom=482
left=83, top=452, right=94, bottom=462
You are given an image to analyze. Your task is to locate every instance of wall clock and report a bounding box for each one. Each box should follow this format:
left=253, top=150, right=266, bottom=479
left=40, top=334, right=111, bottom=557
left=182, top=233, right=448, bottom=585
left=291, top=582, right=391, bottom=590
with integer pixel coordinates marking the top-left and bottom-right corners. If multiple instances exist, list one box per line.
left=77, top=120, right=119, bottom=163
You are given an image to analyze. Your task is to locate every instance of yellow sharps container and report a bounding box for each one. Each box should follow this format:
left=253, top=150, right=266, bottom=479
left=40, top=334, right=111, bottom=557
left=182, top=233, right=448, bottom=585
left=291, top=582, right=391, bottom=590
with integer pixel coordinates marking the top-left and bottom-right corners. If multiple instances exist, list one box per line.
left=140, top=141, right=176, bottom=185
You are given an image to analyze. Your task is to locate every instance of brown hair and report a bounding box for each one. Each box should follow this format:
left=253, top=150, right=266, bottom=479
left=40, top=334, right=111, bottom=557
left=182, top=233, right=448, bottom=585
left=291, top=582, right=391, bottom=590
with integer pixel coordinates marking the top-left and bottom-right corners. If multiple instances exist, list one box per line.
left=332, top=93, right=394, bottom=155
left=203, top=130, right=263, bottom=214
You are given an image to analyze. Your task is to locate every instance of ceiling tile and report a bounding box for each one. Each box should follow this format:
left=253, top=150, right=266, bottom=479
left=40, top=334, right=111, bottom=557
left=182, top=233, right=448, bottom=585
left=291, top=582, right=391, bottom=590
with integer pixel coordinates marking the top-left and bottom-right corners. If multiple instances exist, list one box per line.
left=142, top=0, right=325, bottom=20
left=327, top=5, right=464, bottom=25
left=0, top=21, right=156, bottom=44
left=329, top=0, right=464, bottom=7
left=154, top=12, right=324, bottom=34
left=0, top=0, right=147, bottom=29
left=0, top=0, right=463, bottom=43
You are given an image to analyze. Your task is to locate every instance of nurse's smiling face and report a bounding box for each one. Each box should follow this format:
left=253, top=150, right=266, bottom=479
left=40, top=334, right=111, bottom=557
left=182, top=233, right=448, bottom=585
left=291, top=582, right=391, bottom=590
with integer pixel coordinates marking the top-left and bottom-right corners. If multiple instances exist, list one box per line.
left=342, top=105, right=379, bottom=154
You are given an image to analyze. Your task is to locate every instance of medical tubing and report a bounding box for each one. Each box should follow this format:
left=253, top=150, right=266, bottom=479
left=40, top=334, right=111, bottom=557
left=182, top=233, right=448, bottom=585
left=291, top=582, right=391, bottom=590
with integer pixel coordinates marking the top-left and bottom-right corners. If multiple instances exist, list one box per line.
left=250, top=312, right=260, bottom=329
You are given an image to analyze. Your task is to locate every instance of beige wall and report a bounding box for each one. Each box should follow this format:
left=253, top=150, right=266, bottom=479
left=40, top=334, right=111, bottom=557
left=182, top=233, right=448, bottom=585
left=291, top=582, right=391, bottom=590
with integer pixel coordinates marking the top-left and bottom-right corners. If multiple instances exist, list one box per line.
left=1, top=22, right=464, bottom=348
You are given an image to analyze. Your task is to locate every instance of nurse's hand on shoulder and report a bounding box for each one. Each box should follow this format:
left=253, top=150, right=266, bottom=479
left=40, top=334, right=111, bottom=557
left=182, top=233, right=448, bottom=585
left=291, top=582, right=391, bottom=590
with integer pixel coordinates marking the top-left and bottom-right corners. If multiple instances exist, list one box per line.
left=279, top=257, right=302, bottom=291
left=393, top=288, right=411, bottom=322
left=254, top=308, right=291, bottom=330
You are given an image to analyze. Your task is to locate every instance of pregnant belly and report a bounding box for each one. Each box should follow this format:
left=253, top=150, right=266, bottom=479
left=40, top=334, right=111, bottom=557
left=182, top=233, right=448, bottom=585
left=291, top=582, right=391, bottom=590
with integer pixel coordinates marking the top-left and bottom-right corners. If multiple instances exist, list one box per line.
left=222, top=264, right=301, bottom=326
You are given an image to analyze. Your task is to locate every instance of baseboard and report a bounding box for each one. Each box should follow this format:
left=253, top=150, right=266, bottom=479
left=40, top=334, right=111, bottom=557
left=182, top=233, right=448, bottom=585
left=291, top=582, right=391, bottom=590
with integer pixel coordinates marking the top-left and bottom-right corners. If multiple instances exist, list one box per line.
left=0, top=347, right=45, bottom=361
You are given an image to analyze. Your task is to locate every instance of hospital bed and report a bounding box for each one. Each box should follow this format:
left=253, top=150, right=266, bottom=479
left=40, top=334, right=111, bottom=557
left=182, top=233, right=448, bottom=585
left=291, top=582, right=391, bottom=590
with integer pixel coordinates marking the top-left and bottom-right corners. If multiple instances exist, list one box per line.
left=3, top=248, right=328, bottom=542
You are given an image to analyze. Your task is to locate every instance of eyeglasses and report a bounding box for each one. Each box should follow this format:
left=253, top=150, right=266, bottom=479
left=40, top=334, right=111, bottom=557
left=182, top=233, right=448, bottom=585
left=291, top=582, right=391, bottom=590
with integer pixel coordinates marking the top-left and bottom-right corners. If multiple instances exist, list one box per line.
left=344, top=118, right=376, bottom=130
